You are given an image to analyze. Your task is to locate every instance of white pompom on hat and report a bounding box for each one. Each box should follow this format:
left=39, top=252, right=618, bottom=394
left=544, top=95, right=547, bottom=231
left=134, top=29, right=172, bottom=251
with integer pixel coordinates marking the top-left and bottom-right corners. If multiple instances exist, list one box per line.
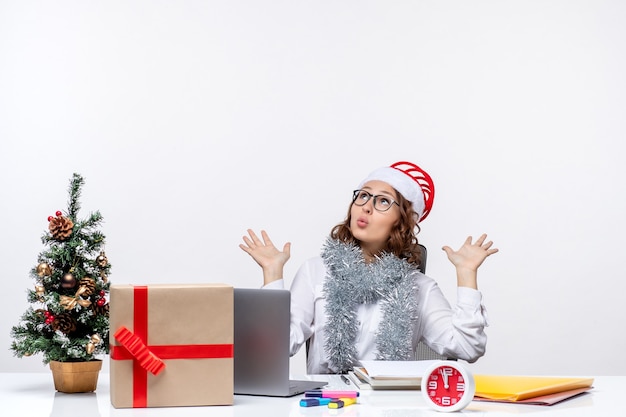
left=357, top=161, right=435, bottom=222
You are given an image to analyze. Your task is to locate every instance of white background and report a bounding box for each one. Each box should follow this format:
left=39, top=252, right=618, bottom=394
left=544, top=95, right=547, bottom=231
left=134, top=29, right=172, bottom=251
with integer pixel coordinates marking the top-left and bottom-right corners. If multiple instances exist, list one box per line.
left=1, top=1, right=624, bottom=377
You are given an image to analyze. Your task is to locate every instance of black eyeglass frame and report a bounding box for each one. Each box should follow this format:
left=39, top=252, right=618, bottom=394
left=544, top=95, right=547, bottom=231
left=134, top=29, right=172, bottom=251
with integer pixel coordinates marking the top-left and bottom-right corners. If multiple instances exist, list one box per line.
left=352, top=189, right=400, bottom=212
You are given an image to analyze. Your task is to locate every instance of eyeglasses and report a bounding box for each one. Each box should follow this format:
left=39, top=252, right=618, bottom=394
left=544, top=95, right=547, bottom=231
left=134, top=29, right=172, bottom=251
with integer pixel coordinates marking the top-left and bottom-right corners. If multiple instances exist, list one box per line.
left=352, top=189, right=399, bottom=212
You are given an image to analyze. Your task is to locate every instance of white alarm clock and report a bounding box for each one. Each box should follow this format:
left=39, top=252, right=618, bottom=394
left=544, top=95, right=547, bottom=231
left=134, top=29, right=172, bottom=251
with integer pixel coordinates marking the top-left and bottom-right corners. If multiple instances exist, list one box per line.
left=421, top=360, right=476, bottom=412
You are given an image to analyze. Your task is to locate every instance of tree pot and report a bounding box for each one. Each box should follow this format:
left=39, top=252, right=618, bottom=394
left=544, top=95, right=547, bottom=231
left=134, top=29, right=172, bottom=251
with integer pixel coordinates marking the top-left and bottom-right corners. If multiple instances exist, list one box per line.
left=49, top=359, right=102, bottom=393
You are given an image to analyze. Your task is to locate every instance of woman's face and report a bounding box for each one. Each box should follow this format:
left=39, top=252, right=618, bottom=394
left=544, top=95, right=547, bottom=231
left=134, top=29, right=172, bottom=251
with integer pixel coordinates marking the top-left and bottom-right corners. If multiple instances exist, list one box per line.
left=349, top=180, right=400, bottom=257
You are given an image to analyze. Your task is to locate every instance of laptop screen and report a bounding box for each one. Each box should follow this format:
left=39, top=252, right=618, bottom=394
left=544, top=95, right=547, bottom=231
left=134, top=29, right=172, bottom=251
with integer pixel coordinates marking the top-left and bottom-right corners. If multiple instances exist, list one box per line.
left=233, top=288, right=291, bottom=395
left=233, top=288, right=327, bottom=396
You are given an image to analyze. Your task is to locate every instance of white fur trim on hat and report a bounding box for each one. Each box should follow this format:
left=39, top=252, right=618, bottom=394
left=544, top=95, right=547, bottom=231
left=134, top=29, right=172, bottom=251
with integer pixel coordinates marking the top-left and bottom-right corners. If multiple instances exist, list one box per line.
left=357, top=166, right=425, bottom=218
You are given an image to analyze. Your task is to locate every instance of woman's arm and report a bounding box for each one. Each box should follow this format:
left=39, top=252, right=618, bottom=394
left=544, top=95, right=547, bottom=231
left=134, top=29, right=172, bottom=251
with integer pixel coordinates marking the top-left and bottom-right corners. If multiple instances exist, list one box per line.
left=417, top=276, right=488, bottom=362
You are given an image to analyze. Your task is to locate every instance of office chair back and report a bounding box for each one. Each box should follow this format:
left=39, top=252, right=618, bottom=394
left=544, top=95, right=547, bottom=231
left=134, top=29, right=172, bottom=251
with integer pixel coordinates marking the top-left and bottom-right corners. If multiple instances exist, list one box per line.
left=414, top=244, right=448, bottom=360
left=417, top=244, right=427, bottom=274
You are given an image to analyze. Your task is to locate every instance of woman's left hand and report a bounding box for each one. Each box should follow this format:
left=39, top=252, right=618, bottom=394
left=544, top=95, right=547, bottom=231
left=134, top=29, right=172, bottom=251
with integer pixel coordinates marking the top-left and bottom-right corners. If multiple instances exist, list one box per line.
left=443, top=234, right=498, bottom=272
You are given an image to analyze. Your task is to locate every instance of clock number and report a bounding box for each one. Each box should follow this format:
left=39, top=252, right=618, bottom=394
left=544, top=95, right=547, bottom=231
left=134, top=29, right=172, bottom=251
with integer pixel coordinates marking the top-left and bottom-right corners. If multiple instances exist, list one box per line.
left=428, top=380, right=438, bottom=390
left=456, top=382, right=465, bottom=392
left=441, top=396, right=451, bottom=406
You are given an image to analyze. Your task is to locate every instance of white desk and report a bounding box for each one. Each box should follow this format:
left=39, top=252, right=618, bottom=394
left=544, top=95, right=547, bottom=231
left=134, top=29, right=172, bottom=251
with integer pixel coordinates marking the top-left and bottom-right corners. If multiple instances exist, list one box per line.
left=0, top=373, right=620, bottom=416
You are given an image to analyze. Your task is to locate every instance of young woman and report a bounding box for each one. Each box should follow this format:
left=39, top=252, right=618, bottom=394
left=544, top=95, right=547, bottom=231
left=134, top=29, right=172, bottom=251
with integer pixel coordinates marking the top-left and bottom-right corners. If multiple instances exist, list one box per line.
left=240, top=161, right=498, bottom=374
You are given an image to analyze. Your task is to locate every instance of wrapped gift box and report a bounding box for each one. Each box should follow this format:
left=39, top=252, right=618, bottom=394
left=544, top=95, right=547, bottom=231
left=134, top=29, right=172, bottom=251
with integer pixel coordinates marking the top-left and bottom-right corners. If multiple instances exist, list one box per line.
left=109, top=284, right=233, bottom=408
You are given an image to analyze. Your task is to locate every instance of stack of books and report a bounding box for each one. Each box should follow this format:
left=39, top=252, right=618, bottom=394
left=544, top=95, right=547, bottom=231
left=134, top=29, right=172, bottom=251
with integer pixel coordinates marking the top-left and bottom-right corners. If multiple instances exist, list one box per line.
left=347, top=360, right=440, bottom=390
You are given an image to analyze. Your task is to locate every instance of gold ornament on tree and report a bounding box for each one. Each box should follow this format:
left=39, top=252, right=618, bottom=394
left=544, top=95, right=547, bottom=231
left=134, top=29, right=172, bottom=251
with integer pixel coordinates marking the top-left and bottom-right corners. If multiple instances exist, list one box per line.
left=96, top=251, right=109, bottom=283
left=48, top=211, right=74, bottom=241
left=36, top=262, right=53, bottom=277
left=35, top=284, right=45, bottom=301
left=96, top=252, right=108, bottom=267
left=85, top=334, right=102, bottom=354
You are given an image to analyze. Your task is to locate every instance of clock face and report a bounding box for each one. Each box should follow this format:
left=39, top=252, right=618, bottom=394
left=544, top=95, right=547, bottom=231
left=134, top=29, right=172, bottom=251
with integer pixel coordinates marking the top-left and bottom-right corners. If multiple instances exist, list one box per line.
left=421, top=361, right=475, bottom=412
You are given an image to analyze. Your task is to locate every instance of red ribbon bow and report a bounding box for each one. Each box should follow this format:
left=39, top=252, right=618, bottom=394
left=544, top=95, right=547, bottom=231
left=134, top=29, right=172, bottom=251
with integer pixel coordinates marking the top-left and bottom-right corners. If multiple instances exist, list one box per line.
left=114, top=326, right=166, bottom=375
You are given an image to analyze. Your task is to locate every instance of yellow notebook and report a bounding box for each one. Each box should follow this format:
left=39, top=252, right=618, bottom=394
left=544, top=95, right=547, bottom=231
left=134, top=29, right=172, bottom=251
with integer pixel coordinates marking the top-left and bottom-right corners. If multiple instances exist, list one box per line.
left=474, top=375, right=594, bottom=401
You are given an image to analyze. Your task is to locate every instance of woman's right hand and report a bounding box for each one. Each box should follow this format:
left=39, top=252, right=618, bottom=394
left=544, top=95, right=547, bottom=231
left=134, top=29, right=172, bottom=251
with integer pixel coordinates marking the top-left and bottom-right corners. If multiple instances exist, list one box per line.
left=239, top=229, right=291, bottom=285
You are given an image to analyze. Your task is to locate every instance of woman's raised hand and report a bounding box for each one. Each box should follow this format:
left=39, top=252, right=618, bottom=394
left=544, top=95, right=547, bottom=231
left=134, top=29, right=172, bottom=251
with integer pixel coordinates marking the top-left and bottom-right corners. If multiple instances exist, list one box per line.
left=239, top=229, right=291, bottom=285
left=442, top=234, right=498, bottom=271
left=442, top=234, right=498, bottom=289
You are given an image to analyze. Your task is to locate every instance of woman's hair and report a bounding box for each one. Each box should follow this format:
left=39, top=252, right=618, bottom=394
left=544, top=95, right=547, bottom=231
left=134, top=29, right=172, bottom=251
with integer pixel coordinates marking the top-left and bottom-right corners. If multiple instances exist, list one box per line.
left=329, top=190, right=423, bottom=267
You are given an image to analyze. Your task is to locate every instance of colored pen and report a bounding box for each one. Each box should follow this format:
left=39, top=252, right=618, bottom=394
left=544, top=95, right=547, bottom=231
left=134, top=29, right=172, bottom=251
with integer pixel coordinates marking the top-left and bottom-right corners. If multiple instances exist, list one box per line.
left=300, top=398, right=332, bottom=407
left=341, top=374, right=351, bottom=385
left=305, top=390, right=360, bottom=398
left=328, top=397, right=357, bottom=409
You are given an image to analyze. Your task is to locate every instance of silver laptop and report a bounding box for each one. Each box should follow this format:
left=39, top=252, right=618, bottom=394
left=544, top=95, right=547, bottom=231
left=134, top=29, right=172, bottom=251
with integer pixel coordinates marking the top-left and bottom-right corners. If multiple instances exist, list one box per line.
left=234, top=288, right=327, bottom=397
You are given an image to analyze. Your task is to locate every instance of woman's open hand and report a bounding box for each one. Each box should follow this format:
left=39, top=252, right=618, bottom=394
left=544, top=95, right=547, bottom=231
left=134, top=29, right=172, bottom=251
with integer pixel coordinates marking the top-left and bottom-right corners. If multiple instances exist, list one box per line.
left=239, top=229, right=291, bottom=285
left=442, top=234, right=498, bottom=289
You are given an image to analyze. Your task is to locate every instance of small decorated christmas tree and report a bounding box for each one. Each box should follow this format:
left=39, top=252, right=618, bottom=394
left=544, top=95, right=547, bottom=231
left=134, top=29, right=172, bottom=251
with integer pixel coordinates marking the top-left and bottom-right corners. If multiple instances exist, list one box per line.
left=10, top=173, right=111, bottom=364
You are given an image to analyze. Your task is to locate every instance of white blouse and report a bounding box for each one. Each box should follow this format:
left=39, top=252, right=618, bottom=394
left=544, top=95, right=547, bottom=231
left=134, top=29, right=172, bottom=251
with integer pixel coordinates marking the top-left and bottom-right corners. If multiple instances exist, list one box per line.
left=265, top=256, right=489, bottom=374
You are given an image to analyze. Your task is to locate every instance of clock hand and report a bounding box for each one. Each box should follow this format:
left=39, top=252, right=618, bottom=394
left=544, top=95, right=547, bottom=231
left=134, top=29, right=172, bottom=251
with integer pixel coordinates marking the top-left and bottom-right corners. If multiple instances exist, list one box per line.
left=440, top=368, right=449, bottom=389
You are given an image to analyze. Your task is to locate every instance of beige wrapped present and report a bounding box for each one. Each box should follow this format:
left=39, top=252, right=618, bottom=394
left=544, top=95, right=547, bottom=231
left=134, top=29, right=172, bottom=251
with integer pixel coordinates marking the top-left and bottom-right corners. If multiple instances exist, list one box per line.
left=109, top=284, right=233, bottom=408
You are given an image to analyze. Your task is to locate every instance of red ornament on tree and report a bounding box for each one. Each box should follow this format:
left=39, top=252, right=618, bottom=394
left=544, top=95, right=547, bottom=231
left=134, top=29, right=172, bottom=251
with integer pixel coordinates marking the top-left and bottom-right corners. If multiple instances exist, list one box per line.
left=44, top=311, right=55, bottom=325
left=55, top=211, right=62, bottom=217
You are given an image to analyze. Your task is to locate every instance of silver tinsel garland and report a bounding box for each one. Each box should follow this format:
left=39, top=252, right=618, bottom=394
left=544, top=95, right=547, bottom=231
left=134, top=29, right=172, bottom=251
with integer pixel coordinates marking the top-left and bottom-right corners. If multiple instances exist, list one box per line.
left=321, top=238, right=419, bottom=373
